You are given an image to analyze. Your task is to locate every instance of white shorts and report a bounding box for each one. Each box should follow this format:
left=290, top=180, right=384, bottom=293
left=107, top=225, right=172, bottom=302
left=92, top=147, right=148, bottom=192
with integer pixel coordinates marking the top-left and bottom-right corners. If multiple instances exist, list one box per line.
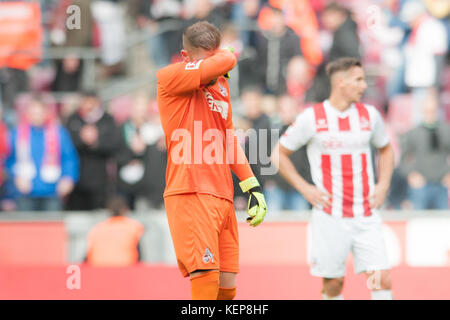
left=310, top=210, right=390, bottom=278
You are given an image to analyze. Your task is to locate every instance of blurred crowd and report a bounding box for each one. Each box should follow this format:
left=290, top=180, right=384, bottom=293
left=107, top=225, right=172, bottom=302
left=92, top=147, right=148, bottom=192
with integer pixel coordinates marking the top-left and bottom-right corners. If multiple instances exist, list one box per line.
left=0, top=0, right=449, bottom=213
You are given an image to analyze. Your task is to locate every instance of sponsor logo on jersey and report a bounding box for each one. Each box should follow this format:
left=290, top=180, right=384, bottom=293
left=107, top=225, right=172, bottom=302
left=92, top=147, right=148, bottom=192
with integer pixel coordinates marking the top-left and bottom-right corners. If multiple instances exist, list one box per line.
left=218, top=83, right=227, bottom=97
left=316, top=118, right=328, bottom=130
left=202, top=248, right=214, bottom=263
left=185, top=59, right=203, bottom=70
left=321, top=135, right=369, bottom=149
left=360, top=116, right=370, bottom=130
left=204, top=91, right=229, bottom=120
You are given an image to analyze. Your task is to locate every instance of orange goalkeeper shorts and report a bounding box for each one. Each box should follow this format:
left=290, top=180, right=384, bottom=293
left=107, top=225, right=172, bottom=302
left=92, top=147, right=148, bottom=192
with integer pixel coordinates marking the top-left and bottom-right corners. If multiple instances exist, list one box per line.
left=164, top=193, right=239, bottom=277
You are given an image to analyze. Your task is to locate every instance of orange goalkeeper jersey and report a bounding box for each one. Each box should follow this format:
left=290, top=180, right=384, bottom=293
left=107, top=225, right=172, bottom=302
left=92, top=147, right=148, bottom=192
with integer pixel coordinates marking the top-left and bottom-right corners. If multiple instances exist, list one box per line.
left=156, top=50, right=253, bottom=202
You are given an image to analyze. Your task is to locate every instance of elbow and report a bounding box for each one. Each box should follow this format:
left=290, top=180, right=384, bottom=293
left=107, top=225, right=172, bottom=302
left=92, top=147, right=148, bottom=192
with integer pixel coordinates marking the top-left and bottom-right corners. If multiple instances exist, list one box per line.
left=387, top=144, right=395, bottom=159
left=270, top=144, right=280, bottom=169
left=228, top=54, right=237, bottom=70
left=222, top=50, right=237, bottom=73
left=380, top=143, right=393, bottom=155
left=380, top=143, right=395, bottom=163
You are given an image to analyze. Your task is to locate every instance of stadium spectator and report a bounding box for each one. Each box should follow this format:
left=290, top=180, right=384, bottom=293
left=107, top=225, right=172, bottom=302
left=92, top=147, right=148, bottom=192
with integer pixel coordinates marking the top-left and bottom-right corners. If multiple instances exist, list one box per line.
left=0, top=68, right=29, bottom=127
left=306, top=2, right=360, bottom=103
left=369, top=0, right=408, bottom=101
left=59, top=94, right=83, bottom=124
left=285, top=56, right=314, bottom=104
left=116, top=95, right=165, bottom=210
left=231, top=0, right=261, bottom=48
left=49, top=0, right=94, bottom=91
left=228, top=0, right=262, bottom=93
left=51, top=55, right=83, bottom=92
left=129, top=0, right=184, bottom=68
left=86, top=195, right=144, bottom=266
left=65, top=91, right=119, bottom=211
left=5, top=95, right=79, bottom=211
left=265, top=95, right=311, bottom=211
left=399, top=89, right=450, bottom=210
left=322, top=2, right=360, bottom=62
left=91, top=0, right=127, bottom=78
left=239, top=86, right=273, bottom=187
left=401, top=0, right=448, bottom=125
left=262, top=0, right=323, bottom=67
left=255, top=6, right=302, bottom=94
left=184, top=0, right=229, bottom=30
left=144, top=106, right=167, bottom=210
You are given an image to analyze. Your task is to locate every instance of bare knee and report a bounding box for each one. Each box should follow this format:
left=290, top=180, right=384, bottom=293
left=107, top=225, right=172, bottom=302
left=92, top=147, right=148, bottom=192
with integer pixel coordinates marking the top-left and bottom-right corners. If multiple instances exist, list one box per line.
left=377, top=270, right=392, bottom=290
left=366, top=270, right=391, bottom=290
left=323, top=277, right=344, bottom=297
left=219, top=272, right=237, bottom=288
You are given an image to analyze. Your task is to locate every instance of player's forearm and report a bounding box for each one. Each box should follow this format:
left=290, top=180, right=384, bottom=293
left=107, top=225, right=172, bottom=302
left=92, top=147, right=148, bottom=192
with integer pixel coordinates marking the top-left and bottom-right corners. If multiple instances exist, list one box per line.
left=230, top=140, right=254, bottom=181
left=271, top=143, right=310, bottom=195
left=200, top=50, right=236, bottom=85
left=377, top=144, right=395, bottom=189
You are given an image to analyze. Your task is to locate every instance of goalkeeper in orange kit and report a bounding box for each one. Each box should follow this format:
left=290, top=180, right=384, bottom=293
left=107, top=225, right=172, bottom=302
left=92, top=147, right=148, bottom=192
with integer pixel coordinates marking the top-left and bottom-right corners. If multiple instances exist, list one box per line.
left=156, top=21, right=267, bottom=300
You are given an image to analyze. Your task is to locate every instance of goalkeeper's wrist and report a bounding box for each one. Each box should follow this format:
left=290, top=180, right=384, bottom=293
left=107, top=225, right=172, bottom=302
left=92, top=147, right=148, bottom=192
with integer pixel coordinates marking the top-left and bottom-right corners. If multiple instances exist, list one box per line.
left=239, top=176, right=260, bottom=193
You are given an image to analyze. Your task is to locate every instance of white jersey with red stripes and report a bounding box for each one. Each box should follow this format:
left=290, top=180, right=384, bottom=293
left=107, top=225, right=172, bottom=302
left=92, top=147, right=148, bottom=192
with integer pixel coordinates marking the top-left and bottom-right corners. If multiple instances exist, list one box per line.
left=279, top=100, right=390, bottom=218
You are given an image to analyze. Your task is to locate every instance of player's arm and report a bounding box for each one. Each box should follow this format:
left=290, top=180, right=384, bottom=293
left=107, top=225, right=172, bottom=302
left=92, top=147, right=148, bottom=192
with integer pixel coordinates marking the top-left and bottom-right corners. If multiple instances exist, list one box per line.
left=271, top=109, right=331, bottom=209
left=371, top=143, right=394, bottom=209
left=271, top=143, right=331, bottom=209
left=229, top=132, right=267, bottom=227
left=200, top=49, right=236, bottom=85
left=156, top=50, right=236, bottom=96
left=225, top=102, right=266, bottom=227
left=370, top=108, right=395, bottom=209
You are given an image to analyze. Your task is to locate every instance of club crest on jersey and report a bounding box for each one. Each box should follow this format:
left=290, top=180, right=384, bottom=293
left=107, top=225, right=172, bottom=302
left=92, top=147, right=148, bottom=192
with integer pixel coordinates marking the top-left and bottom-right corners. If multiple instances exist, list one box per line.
left=360, top=116, right=370, bottom=130
left=218, top=83, right=227, bottom=97
left=202, top=248, right=214, bottom=263
left=185, top=59, right=203, bottom=70
left=204, top=91, right=229, bottom=120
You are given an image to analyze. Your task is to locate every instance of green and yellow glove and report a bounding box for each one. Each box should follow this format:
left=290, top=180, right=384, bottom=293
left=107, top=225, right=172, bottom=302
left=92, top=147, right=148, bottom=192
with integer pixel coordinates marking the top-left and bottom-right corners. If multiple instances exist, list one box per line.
left=224, top=46, right=235, bottom=79
left=239, top=177, right=267, bottom=227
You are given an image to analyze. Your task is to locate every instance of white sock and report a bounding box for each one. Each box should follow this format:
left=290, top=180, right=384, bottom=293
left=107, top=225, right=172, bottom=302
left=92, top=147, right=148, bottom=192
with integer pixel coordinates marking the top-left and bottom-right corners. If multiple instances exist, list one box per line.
left=371, top=290, right=393, bottom=300
left=322, top=293, right=343, bottom=300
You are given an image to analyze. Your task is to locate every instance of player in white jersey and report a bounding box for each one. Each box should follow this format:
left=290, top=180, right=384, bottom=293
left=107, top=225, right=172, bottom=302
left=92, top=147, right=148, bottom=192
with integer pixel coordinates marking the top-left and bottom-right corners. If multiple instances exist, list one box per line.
left=271, top=58, right=395, bottom=300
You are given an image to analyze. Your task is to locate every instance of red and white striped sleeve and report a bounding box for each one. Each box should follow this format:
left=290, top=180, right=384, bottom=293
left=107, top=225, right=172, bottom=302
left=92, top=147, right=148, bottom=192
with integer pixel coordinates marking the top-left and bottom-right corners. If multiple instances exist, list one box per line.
left=368, top=106, right=390, bottom=149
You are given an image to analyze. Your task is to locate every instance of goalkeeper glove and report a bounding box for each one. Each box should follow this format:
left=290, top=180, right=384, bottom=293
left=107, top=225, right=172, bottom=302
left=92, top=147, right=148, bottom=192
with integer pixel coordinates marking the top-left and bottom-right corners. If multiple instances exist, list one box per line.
left=239, top=177, right=267, bottom=227
left=224, top=46, right=235, bottom=79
